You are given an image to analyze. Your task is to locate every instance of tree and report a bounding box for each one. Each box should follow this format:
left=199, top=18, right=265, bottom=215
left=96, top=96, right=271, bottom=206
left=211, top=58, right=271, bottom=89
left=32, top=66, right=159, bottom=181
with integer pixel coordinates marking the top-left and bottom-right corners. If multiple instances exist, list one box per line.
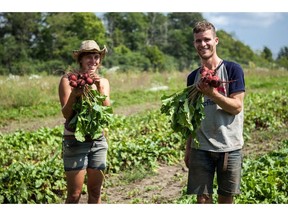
left=277, top=46, right=288, bottom=69
left=69, top=13, right=106, bottom=45
left=277, top=46, right=288, bottom=60
left=102, top=12, right=126, bottom=49
left=0, top=12, right=42, bottom=74
left=261, top=46, right=273, bottom=61
left=36, top=12, right=106, bottom=64
left=146, top=13, right=168, bottom=49
left=34, top=13, right=75, bottom=61
left=144, top=45, right=165, bottom=72
left=165, top=12, right=203, bottom=70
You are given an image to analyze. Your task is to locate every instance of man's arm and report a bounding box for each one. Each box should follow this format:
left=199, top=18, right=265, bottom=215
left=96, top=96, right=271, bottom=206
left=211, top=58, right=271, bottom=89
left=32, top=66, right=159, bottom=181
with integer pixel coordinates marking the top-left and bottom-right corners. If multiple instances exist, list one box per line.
left=184, top=135, right=192, bottom=168
left=197, top=81, right=245, bottom=115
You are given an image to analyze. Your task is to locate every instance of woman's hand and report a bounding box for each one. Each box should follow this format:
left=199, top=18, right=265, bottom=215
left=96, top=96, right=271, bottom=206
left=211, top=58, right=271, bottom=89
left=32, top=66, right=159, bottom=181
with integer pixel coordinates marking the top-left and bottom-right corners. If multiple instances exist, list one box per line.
left=89, top=72, right=105, bottom=93
left=71, top=86, right=84, bottom=98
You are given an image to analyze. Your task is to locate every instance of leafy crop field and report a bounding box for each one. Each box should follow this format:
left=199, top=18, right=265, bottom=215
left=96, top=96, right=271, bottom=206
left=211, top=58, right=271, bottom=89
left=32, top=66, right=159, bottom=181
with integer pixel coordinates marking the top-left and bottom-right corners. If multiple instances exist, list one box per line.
left=0, top=68, right=287, bottom=204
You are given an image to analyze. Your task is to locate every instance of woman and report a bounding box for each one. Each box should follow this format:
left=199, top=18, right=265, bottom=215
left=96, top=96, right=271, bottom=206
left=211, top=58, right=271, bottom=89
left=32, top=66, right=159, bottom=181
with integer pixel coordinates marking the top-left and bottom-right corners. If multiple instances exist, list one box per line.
left=58, top=40, right=110, bottom=203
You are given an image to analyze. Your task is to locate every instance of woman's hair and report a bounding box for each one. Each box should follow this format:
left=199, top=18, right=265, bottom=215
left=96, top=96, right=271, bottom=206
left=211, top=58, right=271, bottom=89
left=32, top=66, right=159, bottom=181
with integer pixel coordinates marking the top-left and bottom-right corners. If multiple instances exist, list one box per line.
left=193, top=20, right=216, bottom=37
left=77, top=52, right=100, bottom=63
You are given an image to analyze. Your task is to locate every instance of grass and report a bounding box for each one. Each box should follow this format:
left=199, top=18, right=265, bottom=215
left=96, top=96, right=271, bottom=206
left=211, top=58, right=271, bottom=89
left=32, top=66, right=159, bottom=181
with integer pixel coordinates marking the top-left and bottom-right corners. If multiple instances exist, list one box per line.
left=0, top=67, right=287, bottom=131
left=244, top=67, right=288, bottom=92
left=0, top=71, right=187, bottom=129
left=1, top=67, right=287, bottom=131
left=0, top=75, right=59, bottom=109
left=1, top=68, right=287, bottom=204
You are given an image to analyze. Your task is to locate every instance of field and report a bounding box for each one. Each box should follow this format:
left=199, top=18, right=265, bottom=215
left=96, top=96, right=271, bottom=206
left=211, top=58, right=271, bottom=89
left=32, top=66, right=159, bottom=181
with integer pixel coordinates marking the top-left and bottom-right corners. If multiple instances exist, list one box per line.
left=0, top=68, right=287, bottom=204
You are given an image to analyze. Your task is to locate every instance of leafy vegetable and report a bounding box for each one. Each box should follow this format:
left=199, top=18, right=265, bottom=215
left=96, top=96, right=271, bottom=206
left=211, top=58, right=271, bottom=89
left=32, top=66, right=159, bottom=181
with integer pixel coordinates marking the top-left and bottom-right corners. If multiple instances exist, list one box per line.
left=201, top=66, right=236, bottom=87
left=68, top=85, right=113, bottom=141
left=161, top=66, right=236, bottom=146
left=160, top=84, right=204, bottom=146
left=68, top=71, right=95, bottom=88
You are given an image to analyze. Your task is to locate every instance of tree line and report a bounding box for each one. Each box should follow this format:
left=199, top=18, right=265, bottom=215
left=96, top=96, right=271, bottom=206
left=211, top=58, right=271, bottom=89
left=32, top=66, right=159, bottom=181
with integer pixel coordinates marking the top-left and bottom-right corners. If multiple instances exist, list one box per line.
left=0, top=12, right=287, bottom=75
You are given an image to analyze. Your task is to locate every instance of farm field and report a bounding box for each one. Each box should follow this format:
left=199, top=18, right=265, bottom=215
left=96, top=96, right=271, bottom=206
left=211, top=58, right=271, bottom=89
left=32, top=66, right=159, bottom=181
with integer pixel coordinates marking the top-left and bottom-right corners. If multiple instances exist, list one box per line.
left=0, top=68, right=288, bottom=204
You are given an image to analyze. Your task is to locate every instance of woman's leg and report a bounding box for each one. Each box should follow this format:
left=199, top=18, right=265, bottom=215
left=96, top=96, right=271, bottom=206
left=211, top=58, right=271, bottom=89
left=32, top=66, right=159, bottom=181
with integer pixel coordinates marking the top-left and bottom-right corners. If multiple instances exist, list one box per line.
left=65, top=170, right=86, bottom=203
left=86, top=168, right=104, bottom=204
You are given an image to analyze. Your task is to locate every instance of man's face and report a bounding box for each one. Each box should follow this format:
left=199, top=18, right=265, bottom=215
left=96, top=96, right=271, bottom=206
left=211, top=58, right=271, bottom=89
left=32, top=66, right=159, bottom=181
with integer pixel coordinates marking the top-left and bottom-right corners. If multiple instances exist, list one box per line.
left=193, top=29, right=218, bottom=60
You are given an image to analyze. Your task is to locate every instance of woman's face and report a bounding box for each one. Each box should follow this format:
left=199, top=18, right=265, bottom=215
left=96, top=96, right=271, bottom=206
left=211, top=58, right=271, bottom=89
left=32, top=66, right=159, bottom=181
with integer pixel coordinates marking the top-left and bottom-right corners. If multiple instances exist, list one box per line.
left=80, top=53, right=101, bottom=73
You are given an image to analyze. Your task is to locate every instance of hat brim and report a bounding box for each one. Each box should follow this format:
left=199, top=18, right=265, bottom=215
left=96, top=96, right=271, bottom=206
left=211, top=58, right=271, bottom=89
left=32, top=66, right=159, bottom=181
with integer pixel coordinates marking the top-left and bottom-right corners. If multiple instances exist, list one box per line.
left=72, top=46, right=107, bottom=60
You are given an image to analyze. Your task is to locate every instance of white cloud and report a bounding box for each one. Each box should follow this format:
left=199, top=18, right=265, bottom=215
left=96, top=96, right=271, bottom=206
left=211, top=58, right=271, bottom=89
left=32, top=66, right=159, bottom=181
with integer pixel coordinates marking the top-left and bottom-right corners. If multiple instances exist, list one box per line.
left=204, top=14, right=230, bottom=27
left=203, top=12, right=285, bottom=29
left=203, top=12, right=288, bottom=57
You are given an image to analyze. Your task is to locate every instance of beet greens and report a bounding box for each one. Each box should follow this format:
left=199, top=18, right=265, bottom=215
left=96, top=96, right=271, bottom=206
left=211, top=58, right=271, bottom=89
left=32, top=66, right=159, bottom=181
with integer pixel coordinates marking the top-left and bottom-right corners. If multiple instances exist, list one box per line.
left=160, top=84, right=204, bottom=147
left=161, top=66, right=233, bottom=146
left=68, top=74, right=113, bottom=142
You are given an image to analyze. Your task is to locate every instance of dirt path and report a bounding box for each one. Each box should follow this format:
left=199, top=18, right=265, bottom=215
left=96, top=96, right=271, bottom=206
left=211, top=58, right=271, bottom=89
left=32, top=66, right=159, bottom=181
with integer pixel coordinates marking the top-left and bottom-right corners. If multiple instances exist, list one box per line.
left=0, top=103, right=160, bottom=134
left=80, top=162, right=189, bottom=204
left=1, top=104, right=190, bottom=204
left=2, top=104, right=285, bottom=204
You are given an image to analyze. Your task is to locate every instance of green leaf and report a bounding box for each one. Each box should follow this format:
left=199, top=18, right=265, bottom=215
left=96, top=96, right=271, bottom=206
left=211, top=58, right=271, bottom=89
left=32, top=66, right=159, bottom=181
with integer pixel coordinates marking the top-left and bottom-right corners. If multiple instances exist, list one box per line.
left=160, top=84, right=204, bottom=146
left=68, top=86, right=114, bottom=141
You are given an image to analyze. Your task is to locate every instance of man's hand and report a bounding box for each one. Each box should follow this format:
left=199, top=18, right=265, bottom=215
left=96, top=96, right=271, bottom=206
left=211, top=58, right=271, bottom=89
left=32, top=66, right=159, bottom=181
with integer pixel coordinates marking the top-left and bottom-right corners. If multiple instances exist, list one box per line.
left=196, top=79, right=215, bottom=97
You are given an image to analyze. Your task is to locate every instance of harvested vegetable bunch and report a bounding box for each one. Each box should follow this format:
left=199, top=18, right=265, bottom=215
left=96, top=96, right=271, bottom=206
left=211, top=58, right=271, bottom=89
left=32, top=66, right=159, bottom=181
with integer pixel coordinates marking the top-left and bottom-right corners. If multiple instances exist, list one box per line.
left=160, top=82, right=204, bottom=146
left=67, top=72, right=113, bottom=142
left=161, top=66, right=234, bottom=146
left=200, top=66, right=235, bottom=87
left=68, top=71, right=94, bottom=88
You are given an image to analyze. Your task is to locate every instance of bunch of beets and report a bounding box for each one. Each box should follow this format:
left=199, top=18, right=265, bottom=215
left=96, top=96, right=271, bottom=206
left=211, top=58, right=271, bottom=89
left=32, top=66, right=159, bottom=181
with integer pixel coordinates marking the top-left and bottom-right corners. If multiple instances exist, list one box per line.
left=68, top=72, right=94, bottom=88
left=200, top=66, right=234, bottom=88
left=66, top=71, right=114, bottom=142
left=161, top=66, right=235, bottom=147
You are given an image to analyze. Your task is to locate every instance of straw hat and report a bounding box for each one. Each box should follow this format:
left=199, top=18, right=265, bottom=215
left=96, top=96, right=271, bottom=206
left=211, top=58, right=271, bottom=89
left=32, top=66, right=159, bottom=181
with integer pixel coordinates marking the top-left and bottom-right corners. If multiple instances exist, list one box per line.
left=72, top=40, right=107, bottom=61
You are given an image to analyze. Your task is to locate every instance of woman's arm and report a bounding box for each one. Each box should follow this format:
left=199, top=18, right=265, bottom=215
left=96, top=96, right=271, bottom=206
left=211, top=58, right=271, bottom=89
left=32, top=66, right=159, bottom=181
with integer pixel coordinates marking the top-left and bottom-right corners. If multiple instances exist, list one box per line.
left=97, top=78, right=111, bottom=106
left=58, top=75, right=83, bottom=120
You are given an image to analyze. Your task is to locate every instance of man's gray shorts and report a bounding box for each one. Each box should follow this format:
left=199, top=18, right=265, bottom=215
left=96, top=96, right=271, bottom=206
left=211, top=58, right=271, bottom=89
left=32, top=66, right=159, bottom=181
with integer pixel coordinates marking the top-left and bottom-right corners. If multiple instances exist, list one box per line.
left=187, top=148, right=242, bottom=196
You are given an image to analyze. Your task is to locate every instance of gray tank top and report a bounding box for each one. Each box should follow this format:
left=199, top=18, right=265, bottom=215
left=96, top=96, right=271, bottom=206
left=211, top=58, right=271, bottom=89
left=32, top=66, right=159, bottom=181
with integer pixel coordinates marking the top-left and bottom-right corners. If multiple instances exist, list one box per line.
left=191, top=63, right=244, bottom=152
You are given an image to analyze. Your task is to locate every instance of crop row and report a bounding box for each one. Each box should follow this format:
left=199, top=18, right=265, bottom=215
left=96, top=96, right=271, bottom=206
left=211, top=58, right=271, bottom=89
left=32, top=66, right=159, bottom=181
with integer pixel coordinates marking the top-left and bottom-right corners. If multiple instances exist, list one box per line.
left=0, top=90, right=287, bottom=203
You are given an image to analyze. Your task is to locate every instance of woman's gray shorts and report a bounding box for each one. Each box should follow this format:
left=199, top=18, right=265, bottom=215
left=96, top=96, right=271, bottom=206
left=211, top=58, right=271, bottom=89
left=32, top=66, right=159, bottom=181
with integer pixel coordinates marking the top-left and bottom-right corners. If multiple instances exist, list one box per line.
left=62, top=135, right=108, bottom=172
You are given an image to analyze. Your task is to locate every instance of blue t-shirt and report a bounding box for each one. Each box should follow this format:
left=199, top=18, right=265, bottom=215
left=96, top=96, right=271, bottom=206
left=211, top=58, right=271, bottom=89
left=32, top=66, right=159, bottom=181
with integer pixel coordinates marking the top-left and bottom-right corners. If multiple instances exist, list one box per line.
left=187, top=60, right=245, bottom=152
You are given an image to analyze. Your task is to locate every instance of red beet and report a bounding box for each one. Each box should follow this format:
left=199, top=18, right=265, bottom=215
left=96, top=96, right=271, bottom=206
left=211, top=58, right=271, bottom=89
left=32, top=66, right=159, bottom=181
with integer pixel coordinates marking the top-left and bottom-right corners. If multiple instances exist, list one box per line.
left=200, top=66, right=235, bottom=88
left=86, top=77, right=94, bottom=85
left=83, top=73, right=89, bottom=79
left=69, top=80, right=78, bottom=88
left=68, top=74, right=78, bottom=81
left=209, top=76, right=221, bottom=88
left=67, top=71, right=96, bottom=88
left=80, top=79, right=86, bottom=86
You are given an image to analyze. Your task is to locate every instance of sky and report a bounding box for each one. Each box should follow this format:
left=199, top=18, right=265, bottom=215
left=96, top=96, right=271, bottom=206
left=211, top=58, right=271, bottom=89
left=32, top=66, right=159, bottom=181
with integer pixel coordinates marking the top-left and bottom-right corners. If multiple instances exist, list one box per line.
left=202, top=12, right=288, bottom=58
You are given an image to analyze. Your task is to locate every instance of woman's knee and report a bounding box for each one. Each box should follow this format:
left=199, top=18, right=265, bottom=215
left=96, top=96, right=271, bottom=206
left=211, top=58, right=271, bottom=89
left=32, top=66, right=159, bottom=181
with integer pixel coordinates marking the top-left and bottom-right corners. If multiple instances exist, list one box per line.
left=66, top=191, right=82, bottom=203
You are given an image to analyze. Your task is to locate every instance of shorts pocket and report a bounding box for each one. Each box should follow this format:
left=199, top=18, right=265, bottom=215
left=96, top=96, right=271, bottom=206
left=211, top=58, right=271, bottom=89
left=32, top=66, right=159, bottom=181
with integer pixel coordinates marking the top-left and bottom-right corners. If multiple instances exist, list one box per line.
left=62, top=139, right=79, bottom=156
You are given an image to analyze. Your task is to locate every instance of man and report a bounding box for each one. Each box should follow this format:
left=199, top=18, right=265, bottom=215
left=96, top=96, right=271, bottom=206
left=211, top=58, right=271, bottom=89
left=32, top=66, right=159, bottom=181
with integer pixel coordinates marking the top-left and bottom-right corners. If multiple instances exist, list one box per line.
left=184, top=20, right=245, bottom=204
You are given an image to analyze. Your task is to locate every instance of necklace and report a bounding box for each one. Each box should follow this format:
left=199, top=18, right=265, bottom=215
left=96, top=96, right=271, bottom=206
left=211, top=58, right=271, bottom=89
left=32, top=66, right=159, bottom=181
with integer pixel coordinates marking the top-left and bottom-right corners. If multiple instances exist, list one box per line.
left=201, top=59, right=223, bottom=75
left=212, top=60, right=223, bottom=76
left=215, top=60, right=223, bottom=71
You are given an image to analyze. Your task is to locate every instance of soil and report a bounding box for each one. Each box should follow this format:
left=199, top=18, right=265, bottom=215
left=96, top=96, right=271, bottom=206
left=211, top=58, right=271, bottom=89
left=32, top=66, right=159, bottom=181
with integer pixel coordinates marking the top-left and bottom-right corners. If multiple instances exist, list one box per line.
left=1, top=104, right=285, bottom=204
left=1, top=104, right=190, bottom=204
left=92, top=162, right=189, bottom=204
